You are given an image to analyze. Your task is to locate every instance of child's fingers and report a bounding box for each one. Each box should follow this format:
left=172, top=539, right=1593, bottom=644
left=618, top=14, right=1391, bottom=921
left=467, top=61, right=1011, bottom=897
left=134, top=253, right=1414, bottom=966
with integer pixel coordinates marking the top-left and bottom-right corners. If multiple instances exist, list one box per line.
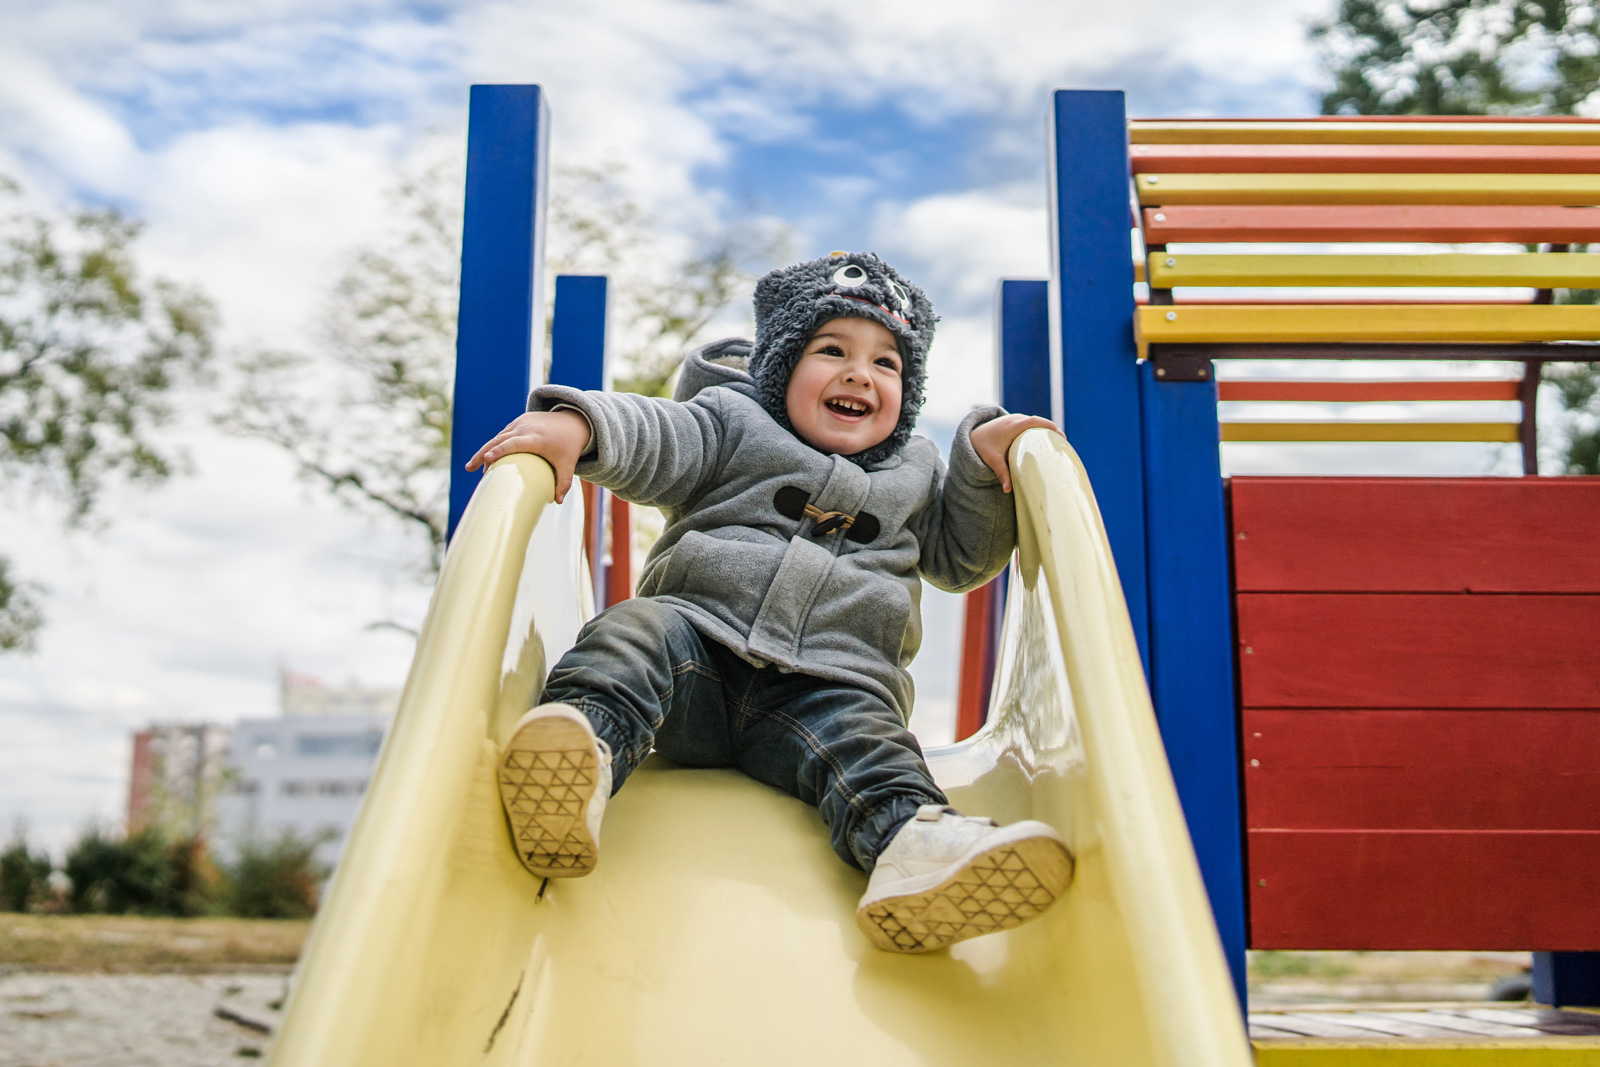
left=553, top=465, right=574, bottom=504
left=1013, top=415, right=1061, bottom=435
left=466, top=414, right=545, bottom=469
left=465, top=428, right=518, bottom=470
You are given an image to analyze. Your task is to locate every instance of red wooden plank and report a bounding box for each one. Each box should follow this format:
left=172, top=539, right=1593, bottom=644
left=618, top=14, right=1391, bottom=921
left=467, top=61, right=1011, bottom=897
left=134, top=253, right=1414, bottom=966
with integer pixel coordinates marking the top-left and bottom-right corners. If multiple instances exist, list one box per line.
left=1219, top=380, right=1520, bottom=402
left=1144, top=204, right=1600, bottom=243
left=1248, top=829, right=1600, bottom=949
left=1236, top=593, right=1600, bottom=708
left=1230, top=477, right=1600, bottom=593
left=1243, top=709, right=1600, bottom=831
left=1130, top=143, right=1600, bottom=174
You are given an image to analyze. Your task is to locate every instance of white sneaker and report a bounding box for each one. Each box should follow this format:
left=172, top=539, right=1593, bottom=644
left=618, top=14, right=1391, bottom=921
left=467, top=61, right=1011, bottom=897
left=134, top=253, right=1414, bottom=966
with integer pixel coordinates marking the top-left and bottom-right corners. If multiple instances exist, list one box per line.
left=855, top=805, right=1075, bottom=953
left=497, top=703, right=612, bottom=878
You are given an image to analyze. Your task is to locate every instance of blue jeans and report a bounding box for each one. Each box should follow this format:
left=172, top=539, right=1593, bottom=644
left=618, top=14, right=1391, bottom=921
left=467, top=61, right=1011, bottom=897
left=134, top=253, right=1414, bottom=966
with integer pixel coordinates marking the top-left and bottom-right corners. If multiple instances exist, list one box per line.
left=542, top=597, right=948, bottom=871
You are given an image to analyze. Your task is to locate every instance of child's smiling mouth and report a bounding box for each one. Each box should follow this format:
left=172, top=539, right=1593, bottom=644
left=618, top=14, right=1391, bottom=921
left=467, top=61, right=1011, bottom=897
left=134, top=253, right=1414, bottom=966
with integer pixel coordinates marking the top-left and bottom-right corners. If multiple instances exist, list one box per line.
left=825, top=396, right=874, bottom=419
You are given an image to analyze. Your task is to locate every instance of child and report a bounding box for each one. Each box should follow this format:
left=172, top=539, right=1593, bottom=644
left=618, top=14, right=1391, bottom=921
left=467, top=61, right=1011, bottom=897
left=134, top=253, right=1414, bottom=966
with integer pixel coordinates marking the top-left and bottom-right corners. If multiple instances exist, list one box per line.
left=466, top=252, right=1073, bottom=953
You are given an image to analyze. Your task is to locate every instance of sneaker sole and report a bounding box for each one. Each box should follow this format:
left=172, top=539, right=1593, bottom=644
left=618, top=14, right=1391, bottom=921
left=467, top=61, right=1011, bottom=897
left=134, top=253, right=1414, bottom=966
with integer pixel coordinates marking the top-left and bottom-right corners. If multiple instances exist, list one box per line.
left=497, top=710, right=601, bottom=878
left=856, top=833, right=1074, bottom=954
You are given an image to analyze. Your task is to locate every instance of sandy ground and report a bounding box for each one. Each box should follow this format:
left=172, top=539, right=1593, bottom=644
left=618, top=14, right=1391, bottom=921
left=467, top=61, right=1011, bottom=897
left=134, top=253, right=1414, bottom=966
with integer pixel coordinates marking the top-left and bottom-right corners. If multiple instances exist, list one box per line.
left=0, top=971, right=287, bottom=1066
left=0, top=917, right=1534, bottom=1062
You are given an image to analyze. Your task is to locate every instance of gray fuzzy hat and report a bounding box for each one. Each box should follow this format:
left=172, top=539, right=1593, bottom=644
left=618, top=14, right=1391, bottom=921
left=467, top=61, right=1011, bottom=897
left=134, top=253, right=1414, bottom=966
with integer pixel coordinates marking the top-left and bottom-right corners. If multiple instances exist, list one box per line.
left=749, top=251, right=937, bottom=466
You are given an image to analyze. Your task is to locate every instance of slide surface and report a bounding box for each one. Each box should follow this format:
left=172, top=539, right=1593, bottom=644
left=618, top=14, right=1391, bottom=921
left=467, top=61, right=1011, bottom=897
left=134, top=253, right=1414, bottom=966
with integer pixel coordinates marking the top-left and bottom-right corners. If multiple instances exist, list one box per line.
left=267, top=430, right=1252, bottom=1067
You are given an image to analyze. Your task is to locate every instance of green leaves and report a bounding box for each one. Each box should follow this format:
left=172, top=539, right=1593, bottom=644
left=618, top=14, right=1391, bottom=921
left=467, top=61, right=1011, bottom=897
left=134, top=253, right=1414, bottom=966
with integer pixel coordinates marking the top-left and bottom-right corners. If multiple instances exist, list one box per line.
left=0, top=178, right=217, bottom=652
left=0, top=558, right=43, bottom=652
left=1314, top=0, right=1600, bottom=117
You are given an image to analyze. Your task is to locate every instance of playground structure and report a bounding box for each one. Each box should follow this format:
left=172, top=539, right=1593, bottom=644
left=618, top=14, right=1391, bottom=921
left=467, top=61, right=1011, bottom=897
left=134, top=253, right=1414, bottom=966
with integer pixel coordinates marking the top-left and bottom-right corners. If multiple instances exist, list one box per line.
left=264, top=87, right=1600, bottom=1063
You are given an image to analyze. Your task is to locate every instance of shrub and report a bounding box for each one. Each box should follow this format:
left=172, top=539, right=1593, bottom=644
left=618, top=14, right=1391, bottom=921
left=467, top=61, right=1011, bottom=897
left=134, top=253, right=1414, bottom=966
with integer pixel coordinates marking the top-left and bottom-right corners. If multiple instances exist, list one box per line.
left=62, top=825, right=216, bottom=916
left=220, top=831, right=329, bottom=919
left=0, top=833, right=53, bottom=912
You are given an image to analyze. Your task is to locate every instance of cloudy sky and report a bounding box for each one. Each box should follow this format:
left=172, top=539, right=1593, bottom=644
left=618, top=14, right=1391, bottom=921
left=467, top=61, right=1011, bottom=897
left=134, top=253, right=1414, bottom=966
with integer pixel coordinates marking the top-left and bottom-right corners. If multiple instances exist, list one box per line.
left=0, top=0, right=1442, bottom=853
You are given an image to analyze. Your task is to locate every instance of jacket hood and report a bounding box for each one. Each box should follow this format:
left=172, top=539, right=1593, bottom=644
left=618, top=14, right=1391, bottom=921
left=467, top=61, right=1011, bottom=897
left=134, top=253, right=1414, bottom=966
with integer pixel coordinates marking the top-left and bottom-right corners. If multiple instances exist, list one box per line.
left=673, top=338, right=757, bottom=403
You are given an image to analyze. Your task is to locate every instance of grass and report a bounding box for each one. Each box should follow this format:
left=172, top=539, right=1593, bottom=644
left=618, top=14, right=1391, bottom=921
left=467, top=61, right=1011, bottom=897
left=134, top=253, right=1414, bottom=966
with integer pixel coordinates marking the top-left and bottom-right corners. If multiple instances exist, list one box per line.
left=0, top=914, right=309, bottom=972
left=1251, top=950, right=1356, bottom=980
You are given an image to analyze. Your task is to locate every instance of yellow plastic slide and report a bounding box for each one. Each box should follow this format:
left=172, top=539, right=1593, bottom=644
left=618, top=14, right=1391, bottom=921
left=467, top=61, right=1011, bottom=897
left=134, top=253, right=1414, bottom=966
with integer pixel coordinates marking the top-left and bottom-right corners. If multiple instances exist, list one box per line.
left=267, top=430, right=1252, bottom=1066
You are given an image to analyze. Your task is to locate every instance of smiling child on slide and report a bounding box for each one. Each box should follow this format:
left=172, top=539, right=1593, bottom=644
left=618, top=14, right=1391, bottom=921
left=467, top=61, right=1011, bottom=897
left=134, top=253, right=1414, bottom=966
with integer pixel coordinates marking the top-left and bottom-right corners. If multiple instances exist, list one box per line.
left=467, top=252, right=1073, bottom=953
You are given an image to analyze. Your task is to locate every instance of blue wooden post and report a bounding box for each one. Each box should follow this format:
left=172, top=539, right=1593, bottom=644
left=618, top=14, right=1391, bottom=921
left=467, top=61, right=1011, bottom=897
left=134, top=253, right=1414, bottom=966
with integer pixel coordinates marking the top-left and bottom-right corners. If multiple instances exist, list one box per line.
left=1534, top=952, right=1600, bottom=1007
left=549, top=275, right=610, bottom=391
left=448, top=84, right=551, bottom=539
left=1049, top=89, right=1149, bottom=669
left=998, top=279, right=1052, bottom=418
left=1139, top=363, right=1249, bottom=1008
left=549, top=275, right=611, bottom=606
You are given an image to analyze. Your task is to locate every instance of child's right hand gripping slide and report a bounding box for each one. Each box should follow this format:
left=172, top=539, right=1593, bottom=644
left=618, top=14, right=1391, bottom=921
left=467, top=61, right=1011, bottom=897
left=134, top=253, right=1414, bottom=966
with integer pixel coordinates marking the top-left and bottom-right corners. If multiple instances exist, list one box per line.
left=465, top=407, right=592, bottom=504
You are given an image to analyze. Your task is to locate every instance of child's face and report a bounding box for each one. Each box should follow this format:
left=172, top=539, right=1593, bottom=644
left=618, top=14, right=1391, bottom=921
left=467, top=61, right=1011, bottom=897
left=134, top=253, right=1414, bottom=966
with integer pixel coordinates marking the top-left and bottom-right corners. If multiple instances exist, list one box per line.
left=785, top=316, right=903, bottom=456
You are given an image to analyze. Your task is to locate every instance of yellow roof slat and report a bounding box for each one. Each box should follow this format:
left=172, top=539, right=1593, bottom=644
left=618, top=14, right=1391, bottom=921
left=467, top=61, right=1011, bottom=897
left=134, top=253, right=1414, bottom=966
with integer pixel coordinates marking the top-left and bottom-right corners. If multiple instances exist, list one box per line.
left=1137, top=171, right=1600, bottom=206
left=1135, top=302, right=1600, bottom=355
left=1221, top=421, right=1520, bottom=443
left=1128, top=121, right=1600, bottom=146
left=1147, top=252, right=1600, bottom=289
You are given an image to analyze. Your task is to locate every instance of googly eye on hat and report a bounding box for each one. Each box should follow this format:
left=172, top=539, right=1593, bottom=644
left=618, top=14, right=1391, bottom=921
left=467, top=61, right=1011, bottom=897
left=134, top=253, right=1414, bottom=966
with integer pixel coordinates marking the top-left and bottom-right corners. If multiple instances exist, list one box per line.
left=832, top=263, right=869, bottom=287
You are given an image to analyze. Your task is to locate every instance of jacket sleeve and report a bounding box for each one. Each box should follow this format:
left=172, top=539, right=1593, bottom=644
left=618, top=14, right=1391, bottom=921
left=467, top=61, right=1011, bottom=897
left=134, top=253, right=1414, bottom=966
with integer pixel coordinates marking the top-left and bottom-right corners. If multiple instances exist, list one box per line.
left=911, top=406, right=1017, bottom=594
left=528, top=385, right=724, bottom=509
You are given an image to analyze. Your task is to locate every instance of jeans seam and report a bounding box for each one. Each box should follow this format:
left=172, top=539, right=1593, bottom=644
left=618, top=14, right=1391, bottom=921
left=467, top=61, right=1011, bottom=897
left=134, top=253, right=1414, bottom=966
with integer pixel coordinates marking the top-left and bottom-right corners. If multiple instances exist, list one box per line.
left=729, top=669, right=761, bottom=730
left=755, top=705, right=870, bottom=816
left=672, top=661, right=721, bottom=683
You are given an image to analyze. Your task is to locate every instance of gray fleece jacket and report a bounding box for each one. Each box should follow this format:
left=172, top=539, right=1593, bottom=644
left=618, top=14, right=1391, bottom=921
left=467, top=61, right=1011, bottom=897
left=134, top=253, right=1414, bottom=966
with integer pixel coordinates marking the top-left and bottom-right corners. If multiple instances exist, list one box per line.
left=529, top=338, right=1016, bottom=723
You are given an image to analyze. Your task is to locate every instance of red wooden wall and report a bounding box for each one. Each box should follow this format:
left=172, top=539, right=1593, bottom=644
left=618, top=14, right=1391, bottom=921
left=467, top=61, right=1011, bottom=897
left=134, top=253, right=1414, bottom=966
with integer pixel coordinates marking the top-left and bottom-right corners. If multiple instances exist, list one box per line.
left=1231, top=477, right=1600, bottom=950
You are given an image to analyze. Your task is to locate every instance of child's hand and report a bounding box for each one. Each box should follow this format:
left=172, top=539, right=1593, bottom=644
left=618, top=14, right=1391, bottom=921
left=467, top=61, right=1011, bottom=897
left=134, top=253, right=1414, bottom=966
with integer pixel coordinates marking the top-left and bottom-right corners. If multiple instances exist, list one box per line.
left=465, top=409, right=591, bottom=503
left=970, top=414, right=1061, bottom=493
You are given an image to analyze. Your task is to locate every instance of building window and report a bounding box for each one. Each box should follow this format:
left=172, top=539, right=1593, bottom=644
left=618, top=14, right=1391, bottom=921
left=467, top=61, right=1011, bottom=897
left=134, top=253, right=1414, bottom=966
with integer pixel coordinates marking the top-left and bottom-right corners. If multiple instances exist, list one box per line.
left=295, top=732, right=383, bottom=758
left=279, top=779, right=369, bottom=798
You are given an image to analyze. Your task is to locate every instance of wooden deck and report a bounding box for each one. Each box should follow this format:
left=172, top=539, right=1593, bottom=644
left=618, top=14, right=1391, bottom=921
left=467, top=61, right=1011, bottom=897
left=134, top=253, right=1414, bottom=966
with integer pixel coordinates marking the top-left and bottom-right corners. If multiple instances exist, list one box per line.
left=1250, top=1004, right=1600, bottom=1063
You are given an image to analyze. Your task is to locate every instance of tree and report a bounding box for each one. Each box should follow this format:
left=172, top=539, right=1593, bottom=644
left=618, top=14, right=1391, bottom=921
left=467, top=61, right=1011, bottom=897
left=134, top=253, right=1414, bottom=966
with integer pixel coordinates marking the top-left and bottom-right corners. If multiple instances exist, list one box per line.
left=224, top=155, right=789, bottom=589
left=218, top=829, right=329, bottom=919
left=0, top=177, right=217, bottom=649
left=1314, top=0, right=1600, bottom=116
left=0, top=828, right=53, bottom=912
left=1312, top=1, right=1600, bottom=472
left=62, top=825, right=215, bottom=916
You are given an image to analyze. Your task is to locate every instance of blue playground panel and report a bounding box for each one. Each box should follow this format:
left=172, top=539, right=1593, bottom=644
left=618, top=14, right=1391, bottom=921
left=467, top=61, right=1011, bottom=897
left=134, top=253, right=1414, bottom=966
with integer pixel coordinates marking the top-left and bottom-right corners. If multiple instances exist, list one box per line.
left=550, top=275, right=610, bottom=391
left=448, top=84, right=551, bottom=540
left=1047, top=89, right=1246, bottom=1007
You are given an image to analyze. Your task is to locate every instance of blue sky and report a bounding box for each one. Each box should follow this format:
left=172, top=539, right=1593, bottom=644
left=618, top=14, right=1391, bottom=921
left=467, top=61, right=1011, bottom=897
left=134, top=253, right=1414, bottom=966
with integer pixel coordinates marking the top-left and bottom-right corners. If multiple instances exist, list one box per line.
left=0, top=0, right=1358, bottom=850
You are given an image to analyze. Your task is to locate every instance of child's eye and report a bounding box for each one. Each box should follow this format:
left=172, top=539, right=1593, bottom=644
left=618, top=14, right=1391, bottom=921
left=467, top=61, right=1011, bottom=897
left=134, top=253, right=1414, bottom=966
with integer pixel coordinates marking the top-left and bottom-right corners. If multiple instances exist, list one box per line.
left=876, top=357, right=900, bottom=372
left=820, top=344, right=844, bottom=357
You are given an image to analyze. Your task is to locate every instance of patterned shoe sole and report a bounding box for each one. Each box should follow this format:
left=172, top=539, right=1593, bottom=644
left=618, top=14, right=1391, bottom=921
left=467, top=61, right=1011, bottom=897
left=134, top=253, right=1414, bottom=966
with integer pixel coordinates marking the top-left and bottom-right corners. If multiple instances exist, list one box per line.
left=497, top=712, right=600, bottom=878
left=856, top=835, right=1075, bottom=954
